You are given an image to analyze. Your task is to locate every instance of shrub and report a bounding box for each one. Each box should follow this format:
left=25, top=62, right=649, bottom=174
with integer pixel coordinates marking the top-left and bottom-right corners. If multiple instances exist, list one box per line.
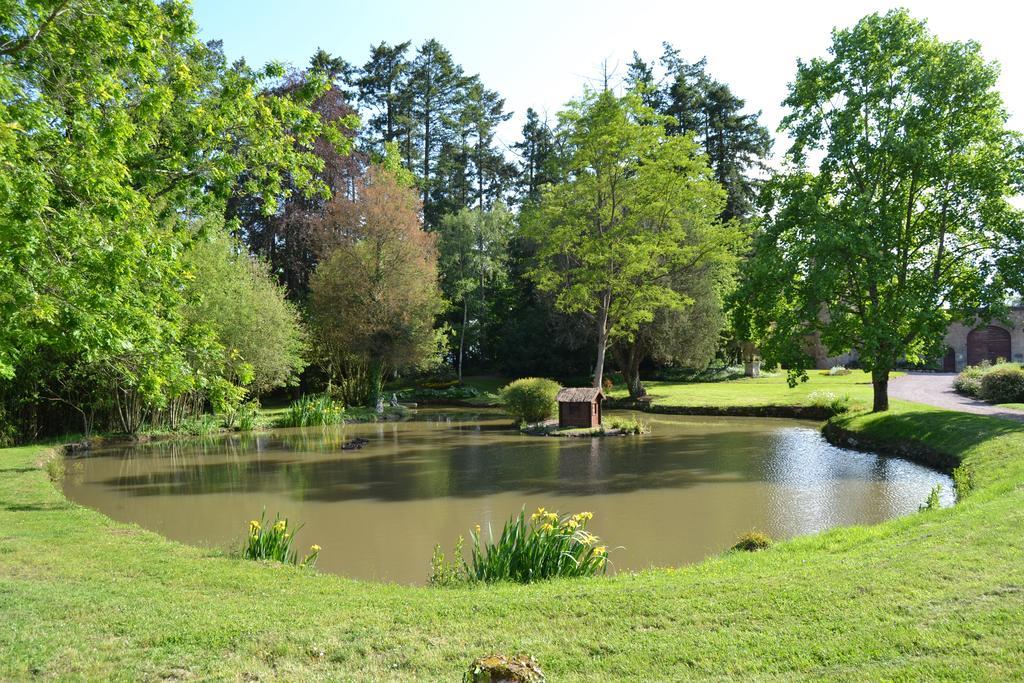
left=953, top=362, right=990, bottom=397
left=978, top=365, right=1024, bottom=404
left=920, top=484, right=943, bottom=511
left=236, top=399, right=261, bottom=431
left=953, top=463, right=974, bottom=501
left=828, top=365, right=851, bottom=376
left=429, top=536, right=465, bottom=587
left=500, top=378, right=561, bottom=424
left=605, top=416, right=650, bottom=435
left=400, top=386, right=480, bottom=401
left=805, top=391, right=851, bottom=414
left=244, top=511, right=319, bottom=567
left=732, top=531, right=772, bottom=552
left=277, top=393, right=345, bottom=428
left=178, top=414, right=221, bottom=436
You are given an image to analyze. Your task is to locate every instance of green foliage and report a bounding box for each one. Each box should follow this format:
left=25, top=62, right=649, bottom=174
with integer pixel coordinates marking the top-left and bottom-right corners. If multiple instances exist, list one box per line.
left=735, top=9, right=1024, bottom=412
left=0, top=0, right=344, bottom=438
left=278, top=395, right=346, bottom=428
left=953, top=463, right=975, bottom=501
left=920, top=485, right=943, bottom=512
left=805, top=391, right=852, bottom=414
left=604, top=416, right=650, bottom=435
left=401, top=386, right=481, bottom=401
left=978, top=366, right=1024, bottom=404
left=244, top=511, right=319, bottom=567
left=236, top=400, right=262, bottom=432
left=732, top=531, right=773, bottom=552
left=499, top=378, right=561, bottom=424
left=953, top=363, right=991, bottom=398
left=181, top=227, right=308, bottom=396
left=462, top=509, right=610, bottom=584
left=522, top=87, right=742, bottom=387
left=428, top=536, right=465, bottom=588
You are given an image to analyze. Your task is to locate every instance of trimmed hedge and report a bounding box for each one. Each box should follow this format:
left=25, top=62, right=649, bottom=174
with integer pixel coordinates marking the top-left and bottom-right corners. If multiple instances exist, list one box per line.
left=500, top=378, right=561, bottom=424
left=979, top=365, right=1024, bottom=404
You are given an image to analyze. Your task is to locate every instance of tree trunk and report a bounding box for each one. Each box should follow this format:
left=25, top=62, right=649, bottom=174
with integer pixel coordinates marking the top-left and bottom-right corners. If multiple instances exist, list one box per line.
left=872, top=367, right=890, bottom=412
left=614, top=342, right=647, bottom=399
left=458, top=297, right=468, bottom=381
left=593, top=298, right=610, bottom=389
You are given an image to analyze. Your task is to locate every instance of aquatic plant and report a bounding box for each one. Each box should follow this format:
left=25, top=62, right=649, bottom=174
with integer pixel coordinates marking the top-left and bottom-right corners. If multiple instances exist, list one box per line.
left=953, top=463, right=974, bottom=501
left=732, top=531, right=773, bottom=552
left=277, top=393, right=345, bottom=428
left=243, top=511, right=319, bottom=567
left=805, top=390, right=851, bottom=414
left=920, top=485, right=943, bottom=511
left=605, top=416, right=649, bottom=434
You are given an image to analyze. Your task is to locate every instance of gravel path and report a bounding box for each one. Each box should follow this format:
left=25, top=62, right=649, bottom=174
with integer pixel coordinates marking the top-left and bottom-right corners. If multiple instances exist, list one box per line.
left=889, top=373, right=1024, bottom=422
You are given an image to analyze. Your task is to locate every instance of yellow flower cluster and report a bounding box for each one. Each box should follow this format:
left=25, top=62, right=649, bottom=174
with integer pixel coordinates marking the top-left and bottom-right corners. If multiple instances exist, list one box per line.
left=594, top=545, right=607, bottom=556
left=249, top=520, right=261, bottom=535
left=531, top=507, right=559, bottom=525
left=273, top=520, right=287, bottom=533
left=310, top=544, right=321, bottom=553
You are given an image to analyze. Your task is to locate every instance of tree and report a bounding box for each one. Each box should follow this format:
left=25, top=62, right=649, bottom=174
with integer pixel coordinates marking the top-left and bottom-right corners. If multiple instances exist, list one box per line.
left=437, top=205, right=514, bottom=379
left=406, top=39, right=468, bottom=225
left=309, top=166, right=445, bottom=406
left=631, top=44, right=773, bottom=221
left=523, top=88, right=731, bottom=389
left=356, top=40, right=412, bottom=156
left=613, top=250, right=739, bottom=398
left=512, top=108, right=558, bottom=205
left=0, top=0, right=342, bottom=438
left=738, top=10, right=1024, bottom=412
left=181, top=225, right=307, bottom=397
left=229, top=52, right=361, bottom=299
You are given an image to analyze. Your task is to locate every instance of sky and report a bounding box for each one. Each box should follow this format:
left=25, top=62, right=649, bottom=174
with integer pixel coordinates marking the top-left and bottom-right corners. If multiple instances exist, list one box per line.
left=192, top=0, right=1024, bottom=164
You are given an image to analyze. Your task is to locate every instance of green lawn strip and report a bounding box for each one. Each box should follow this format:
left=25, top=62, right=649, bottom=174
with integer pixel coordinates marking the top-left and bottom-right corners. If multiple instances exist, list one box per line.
left=608, top=370, right=902, bottom=410
left=2, top=400, right=1024, bottom=679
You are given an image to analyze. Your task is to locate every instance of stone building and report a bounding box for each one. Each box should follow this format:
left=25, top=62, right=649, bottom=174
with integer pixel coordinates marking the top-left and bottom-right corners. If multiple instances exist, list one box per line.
left=806, top=307, right=1024, bottom=371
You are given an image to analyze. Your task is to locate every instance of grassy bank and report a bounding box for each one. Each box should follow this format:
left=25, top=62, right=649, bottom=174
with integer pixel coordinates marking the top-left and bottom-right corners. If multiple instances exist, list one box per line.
left=1, top=400, right=1023, bottom=679
left=608, top=370, right=904, bottom=410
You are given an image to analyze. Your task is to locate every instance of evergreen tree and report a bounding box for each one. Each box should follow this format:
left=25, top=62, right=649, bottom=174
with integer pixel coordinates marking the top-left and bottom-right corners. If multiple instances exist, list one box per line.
left=356, top=41, right=411, bottom=157
left=512, top=108, right=557, bottom=204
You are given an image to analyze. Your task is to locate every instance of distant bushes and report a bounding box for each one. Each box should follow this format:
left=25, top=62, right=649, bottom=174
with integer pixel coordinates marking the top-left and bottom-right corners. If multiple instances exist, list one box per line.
left=399, top=385, right=480, bottom=401
left=500, top=378, right=561, bottom=424
left=953, top=362, right=990, bottom=397
left=243, top=511, right=319, bottom=567
left=819, top=365, right=851, bottom=376
left=430, top=508, right=610, bottom=585
left=954, top=361, right=1024, bottom=403
left=277, top=394, right=345, bottom=428
left=979, top=366, right=1024, bottom=404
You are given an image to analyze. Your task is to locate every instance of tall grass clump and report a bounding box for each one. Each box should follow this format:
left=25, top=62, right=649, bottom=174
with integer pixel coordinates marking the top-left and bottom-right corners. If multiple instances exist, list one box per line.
left=805, top=390, right=851, bottom=414
left=244, top=511, right=320, bottom=567
left=431, top=508, right=611, bottom=585
left=278, top=393, right=345, bottom=428
left=500, top=378, right=561, bottom=424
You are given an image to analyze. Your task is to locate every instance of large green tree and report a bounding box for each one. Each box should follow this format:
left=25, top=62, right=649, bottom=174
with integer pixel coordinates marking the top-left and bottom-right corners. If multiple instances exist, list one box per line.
left=738, top=10, right=1024, bottom=411
left=0, top=0, right=345, bottom=436
left=523, top=88, right=733, bottom=389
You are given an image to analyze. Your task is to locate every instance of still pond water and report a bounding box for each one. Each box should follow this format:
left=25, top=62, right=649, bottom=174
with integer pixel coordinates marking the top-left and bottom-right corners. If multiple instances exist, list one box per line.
left=63, top=409, right=953, bottom=584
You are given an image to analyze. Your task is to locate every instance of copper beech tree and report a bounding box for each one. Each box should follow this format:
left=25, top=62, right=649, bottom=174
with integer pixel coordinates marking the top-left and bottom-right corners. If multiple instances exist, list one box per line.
left=309, top=166, right=445, bottom=406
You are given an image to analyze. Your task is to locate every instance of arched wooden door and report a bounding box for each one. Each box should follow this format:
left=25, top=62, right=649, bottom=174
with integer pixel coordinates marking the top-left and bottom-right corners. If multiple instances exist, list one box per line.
left=942, top=346, right=956, bottom=372
left=966, top=326, right=1011, bottom=366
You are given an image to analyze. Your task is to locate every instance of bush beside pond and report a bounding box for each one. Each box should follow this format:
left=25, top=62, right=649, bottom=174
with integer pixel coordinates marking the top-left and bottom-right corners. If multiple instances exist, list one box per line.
left=500, top=378, right=561, bottom=424
left=978, top=365, right=1024, bottom=404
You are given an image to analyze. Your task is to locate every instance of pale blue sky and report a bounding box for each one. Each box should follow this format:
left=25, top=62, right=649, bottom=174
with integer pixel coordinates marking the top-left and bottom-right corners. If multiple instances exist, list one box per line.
left=193, top=0, right=1024, bottom=164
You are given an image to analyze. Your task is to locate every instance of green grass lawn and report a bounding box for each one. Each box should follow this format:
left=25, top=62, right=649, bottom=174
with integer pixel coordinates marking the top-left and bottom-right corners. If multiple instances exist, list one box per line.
left=2, top=396, right=1023, bottom=679
left=608, top=369, right=903, bottom=410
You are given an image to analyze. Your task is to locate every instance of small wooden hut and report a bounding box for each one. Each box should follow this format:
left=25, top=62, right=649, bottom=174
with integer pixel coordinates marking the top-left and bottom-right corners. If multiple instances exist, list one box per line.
left=556, top=387, right=603, bottom=429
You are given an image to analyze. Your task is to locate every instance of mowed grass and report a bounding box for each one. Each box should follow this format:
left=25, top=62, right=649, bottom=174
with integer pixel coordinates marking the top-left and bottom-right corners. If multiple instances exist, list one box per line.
left=2, top=400, right=1024, bottom=679
left=608, top=369, right=904, bottom=409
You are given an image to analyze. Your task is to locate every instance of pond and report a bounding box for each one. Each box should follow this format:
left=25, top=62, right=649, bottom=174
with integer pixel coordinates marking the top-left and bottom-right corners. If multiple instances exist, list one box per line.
left=62, top=409, right=953, bottom=584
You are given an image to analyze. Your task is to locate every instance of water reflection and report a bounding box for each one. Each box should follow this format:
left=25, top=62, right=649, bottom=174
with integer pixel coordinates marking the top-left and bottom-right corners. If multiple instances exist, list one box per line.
left=63, top=409, right=953, bottom=583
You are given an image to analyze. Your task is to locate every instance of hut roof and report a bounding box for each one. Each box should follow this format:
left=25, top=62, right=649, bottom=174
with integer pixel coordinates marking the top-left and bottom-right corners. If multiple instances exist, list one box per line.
left=556, top=387, right=603, bottom=403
